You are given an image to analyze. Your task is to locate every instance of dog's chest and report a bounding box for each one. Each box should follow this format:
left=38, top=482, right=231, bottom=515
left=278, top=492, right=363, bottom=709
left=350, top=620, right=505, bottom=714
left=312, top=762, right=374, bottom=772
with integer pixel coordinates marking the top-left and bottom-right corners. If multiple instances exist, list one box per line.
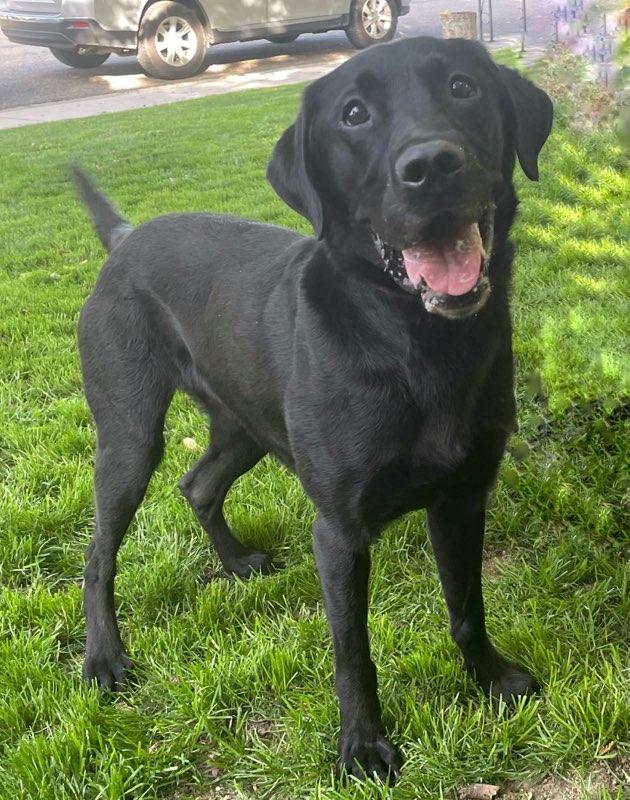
left=392, top=388, right=476, bottom=471
left=359, top=364, right=490, bottom=523
left=361, top=418, right=474, bottom=526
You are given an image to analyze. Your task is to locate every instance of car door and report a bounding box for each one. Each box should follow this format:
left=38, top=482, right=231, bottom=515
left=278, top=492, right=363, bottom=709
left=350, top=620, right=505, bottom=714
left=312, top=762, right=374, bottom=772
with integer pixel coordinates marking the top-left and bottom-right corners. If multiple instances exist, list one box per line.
left=201, top=0, right=267, bottom=31
left=267, top=0, right=342, bottom=24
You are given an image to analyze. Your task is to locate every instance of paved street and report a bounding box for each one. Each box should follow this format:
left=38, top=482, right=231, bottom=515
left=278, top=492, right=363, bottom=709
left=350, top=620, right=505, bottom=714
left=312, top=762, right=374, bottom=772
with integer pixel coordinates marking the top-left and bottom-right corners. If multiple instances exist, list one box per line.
left=0, top=0, right=554, bottom=128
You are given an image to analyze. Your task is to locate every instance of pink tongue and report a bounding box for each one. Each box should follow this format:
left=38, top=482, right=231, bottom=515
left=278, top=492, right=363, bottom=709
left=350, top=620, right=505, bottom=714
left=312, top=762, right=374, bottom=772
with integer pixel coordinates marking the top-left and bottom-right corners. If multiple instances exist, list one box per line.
left=402, top=225, right=482, bottom=296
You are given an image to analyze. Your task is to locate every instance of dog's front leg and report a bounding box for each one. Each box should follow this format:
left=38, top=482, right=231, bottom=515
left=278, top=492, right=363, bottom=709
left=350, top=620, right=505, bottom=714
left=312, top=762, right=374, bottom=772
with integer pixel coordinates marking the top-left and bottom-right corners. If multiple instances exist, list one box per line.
left=313, top=514, right=401, bottom=782
left=427, top=490, right=539, bottom=702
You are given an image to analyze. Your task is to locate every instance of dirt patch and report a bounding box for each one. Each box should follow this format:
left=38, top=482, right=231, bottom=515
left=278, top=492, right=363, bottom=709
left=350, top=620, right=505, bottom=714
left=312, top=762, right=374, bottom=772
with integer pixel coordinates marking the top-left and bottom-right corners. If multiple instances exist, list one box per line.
left=482, top=546, right=512, bottom=580
left=167, top=778, right=244, bottom=800
left=500, top=756, right=630, bottom=799
left=169, top=790, right=241, bottom=800
left=244, top=716, right=278, bottom=741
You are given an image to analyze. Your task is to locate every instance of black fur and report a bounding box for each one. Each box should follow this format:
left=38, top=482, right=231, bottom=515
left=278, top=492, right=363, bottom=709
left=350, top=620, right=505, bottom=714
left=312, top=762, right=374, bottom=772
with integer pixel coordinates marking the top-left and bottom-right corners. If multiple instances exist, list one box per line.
left=75, top=37, right=552, bottom=782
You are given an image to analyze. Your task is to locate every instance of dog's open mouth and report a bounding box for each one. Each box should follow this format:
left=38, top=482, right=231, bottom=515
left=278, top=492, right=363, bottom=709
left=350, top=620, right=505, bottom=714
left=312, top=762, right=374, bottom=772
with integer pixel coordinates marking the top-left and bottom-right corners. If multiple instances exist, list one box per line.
left=371, top=207, right=495, bottom=319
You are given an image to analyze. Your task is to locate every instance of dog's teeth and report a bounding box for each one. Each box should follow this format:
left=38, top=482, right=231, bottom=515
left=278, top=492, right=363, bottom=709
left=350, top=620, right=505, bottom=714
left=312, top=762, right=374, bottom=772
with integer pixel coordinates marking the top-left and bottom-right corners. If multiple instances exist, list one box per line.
left=471, top=222, right=487, bottom=258
left=372, top=234, right=410, bottom=289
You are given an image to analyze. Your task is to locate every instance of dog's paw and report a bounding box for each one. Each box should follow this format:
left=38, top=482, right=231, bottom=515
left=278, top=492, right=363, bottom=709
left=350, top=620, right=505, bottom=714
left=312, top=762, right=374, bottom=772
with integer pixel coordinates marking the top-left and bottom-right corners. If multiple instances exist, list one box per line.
left=224, top=549, right=274, bottom=579
left=337, top=733, right=402, bottom=783
left=83, top=648, right=133, bottom=692
left=489, top=663, right=540, bottom=702
left=477, top=656, right=540, bottom=705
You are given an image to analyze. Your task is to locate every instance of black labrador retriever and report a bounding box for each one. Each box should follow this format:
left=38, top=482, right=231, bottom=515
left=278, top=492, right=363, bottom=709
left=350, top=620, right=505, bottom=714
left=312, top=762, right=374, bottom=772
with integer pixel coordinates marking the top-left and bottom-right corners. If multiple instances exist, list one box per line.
left=74, top=36, right=552, bottom=782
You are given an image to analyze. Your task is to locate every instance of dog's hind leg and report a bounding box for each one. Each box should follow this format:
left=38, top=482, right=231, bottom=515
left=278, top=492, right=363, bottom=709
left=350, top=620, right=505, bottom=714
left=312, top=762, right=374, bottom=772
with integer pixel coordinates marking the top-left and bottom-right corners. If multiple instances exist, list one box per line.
left=80, top=300, right=174, bottom=690
left=179, top=408, right=272, bottom=578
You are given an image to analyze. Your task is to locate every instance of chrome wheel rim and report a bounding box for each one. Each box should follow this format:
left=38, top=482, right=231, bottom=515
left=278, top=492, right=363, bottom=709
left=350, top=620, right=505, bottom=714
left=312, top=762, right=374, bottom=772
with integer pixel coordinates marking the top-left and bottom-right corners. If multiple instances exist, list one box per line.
left=155, top=16, right=197, bottom=66
left=361, top=0, right=392, bottom=39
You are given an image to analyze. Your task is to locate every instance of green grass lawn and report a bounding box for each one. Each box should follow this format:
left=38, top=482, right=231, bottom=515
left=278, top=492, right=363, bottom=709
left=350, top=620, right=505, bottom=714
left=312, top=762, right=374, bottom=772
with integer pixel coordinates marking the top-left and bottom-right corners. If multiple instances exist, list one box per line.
left=0, top=83, right=628, bottom=800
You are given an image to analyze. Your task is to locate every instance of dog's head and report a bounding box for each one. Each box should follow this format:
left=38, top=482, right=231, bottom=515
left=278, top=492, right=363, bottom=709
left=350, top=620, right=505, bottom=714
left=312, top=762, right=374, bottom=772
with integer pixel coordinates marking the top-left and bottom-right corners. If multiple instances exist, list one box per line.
left=267, top=37, right=553, bottom=319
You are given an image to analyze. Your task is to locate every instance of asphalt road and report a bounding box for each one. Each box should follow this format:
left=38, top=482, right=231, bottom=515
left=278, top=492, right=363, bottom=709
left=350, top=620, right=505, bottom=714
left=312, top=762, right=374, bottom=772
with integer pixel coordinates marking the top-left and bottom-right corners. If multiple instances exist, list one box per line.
left=0, top=0, right=553, bottom=112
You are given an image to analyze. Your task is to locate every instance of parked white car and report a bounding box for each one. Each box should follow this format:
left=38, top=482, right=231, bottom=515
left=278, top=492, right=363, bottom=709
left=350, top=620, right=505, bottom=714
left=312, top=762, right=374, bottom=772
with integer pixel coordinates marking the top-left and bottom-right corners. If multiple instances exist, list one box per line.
left=0, top=0, right=409, bottom=79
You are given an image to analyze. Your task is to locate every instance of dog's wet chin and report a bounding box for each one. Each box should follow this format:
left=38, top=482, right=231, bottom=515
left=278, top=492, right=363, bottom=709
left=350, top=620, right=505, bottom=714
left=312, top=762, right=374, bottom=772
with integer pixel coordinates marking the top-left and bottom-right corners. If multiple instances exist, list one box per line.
left=371, top=209, right=494, bottom=319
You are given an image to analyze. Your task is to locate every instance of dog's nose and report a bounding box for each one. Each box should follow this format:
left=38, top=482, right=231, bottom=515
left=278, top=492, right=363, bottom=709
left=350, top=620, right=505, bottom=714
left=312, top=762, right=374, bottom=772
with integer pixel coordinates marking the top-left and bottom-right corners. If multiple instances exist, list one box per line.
left=395, top=141, right=465, bottom=188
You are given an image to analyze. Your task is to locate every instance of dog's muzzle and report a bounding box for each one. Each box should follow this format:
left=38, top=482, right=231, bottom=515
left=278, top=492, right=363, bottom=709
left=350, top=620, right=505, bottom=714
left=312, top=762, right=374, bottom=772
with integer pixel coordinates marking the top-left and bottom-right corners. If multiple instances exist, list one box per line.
left=371, top=207, right=495, bottom=319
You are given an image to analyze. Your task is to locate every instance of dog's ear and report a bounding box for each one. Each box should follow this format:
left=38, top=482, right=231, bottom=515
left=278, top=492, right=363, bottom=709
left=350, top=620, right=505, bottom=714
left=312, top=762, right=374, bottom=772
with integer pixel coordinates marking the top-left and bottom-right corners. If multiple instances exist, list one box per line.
left=267, top=103, right=324, bottom=238
left=498, top=65, right=553, bottom=181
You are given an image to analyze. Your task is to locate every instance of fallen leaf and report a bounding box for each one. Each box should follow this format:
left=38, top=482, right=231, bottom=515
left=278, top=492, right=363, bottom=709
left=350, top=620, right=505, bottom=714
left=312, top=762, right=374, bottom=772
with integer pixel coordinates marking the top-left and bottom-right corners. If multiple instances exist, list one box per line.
left=457, top=784, right=500, bottom=800
left=182, top=437, right=199, bottom=451
left=597, top=740, right=615, bottom=756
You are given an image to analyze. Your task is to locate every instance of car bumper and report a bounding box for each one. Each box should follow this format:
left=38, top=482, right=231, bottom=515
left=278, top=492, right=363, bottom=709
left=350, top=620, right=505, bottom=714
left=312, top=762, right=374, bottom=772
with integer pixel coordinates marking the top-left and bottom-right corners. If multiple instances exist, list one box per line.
left=0, top=11, right=135, bottom=50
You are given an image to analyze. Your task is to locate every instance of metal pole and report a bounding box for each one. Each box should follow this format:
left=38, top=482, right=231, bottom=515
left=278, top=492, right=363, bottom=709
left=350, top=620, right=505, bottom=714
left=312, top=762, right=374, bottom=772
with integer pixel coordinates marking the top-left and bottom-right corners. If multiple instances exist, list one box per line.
left=477, top=0, right=483, bottom=40
left=521, top=0, right=527, bottom=52
left=488, top=0, right=494, bottom=40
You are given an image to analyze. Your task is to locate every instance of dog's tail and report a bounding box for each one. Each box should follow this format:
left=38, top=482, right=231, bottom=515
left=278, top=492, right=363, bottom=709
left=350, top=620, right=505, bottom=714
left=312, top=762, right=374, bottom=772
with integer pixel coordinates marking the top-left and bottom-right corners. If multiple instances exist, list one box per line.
left=71, top=165, right=133, bottom=253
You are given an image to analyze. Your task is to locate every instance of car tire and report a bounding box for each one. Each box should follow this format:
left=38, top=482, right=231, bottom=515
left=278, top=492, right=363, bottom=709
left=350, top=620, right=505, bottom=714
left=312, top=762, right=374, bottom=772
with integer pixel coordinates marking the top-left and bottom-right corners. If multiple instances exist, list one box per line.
left=267, top=34, right=299, bottom=44
left=49, top=48, right=111, bottom=68
left=137, top=1, right=206, bottom=80
left=345, top=0, right=397, bottom=48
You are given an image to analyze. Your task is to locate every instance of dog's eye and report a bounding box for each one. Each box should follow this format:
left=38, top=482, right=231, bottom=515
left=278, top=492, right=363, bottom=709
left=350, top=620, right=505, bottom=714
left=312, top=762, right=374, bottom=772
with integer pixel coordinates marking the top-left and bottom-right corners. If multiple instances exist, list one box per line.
left=450, top=76, right=477, bottom=99
left=342, top=100, right=370, bottom=127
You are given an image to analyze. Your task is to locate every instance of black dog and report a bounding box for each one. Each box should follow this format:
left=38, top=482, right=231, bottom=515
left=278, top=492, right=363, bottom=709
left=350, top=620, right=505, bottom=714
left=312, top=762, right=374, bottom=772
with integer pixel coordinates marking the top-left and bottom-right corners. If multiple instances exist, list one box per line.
left=75, top=36, right=552, bottom=782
